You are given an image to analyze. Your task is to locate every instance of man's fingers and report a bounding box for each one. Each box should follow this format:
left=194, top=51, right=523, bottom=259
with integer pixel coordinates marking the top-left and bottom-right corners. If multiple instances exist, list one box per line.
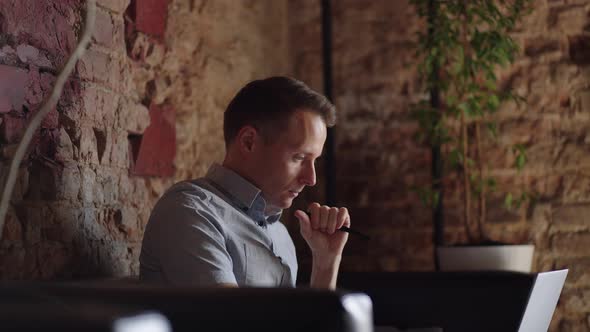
left=319, top=205, right=330, bottom=231
left=327, top=207, right=339, bottom=234
left=306, top=203, right=351, bottom=236
left=308, top=203, right=321, bottom=230
left=337, top=207, right=349, bottom=229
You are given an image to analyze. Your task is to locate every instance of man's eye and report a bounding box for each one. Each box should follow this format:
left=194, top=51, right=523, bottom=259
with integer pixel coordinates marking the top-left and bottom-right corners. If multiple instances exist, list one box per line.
left=293, top=155, right=305, bottom=161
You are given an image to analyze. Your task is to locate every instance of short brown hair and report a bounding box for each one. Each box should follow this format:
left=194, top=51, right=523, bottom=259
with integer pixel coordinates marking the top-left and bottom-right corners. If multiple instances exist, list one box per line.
left=223, top=76, right=336, bottom=147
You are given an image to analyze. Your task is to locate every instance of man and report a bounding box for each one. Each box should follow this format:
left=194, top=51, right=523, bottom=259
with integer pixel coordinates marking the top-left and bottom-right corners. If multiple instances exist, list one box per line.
left=139, top=76, right=350, bottom=289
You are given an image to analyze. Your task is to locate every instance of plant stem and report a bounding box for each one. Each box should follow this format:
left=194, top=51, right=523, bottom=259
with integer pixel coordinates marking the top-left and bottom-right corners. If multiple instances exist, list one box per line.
left=475, top=121, right=484, bottom=242
left=460, top=0, right=473, bottom=243
left=461, top=109, right=472, bottom=242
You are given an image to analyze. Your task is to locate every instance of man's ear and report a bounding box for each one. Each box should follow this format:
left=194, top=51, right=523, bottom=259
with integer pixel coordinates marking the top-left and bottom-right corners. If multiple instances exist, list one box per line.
left=235, top=125, right=258, bottom=153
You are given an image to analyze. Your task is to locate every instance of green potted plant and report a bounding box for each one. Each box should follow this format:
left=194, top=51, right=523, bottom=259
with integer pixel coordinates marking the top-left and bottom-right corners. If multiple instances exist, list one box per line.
left=410, top=0, right=535, bottom=272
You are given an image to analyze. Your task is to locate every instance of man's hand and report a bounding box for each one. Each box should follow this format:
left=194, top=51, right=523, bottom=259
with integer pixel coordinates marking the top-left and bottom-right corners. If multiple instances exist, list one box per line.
left=295, top=203, right=351, bottom=289
left=295, top=202, right=350, bottom=262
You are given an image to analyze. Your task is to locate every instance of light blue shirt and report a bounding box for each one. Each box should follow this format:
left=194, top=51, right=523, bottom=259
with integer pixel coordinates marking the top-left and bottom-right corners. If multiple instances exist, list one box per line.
left=139, top=163, right=298, bottom=287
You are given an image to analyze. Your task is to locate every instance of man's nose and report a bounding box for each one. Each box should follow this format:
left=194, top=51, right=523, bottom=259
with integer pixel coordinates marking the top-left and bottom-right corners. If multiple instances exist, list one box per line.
left=301, top=161, right=316, bottom=187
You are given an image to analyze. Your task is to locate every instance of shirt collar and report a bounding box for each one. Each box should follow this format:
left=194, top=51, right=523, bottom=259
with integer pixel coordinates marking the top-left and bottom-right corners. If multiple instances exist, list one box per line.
left=205, top=163, right=282, bottom=223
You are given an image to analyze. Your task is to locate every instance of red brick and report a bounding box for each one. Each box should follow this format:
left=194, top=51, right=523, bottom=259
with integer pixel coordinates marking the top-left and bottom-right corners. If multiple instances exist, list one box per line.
left=76, top=47, right=122, bottom=90
left=0, top=113, right=27, bottom=143
left=40, top=107, right=59, bottom=130
left=0, top=1, right=78, bottom=66
left=524, top=36, right=561, bottom=57
left=1, top=209, right=22, bottom=243
left=556, top=258, right=590, bottom=285
left=579, top=90, right=590, bottom=113
left=131, top=103, right=175, bottom=176
left=569, top=35, right=590, bottom=65
left=0, top=250, right=25, bottom=279
left=98, top=0, right=130, bottom=14
left=553, top=204, right=590, bottom=227
left=36, top=243, right=70, bottom=278
left=93, top=8, right=115, bottom=47
left=37, top=127, right=60, bottom=160
left=561, top=173, right=590, bottom=204
left=134, top=0, right=170, bottom=39
left=552, top=232, right=590, bottom=257
left=0, top=65, right=28, bottom=113
left=562, top=288, right=590, bottom=314
left=16, top=44, right=40, bottom=64
left=24, top=68, right=59, bottom=127
left=93, top=8, right=124, bottom=49
left=80, top=84, right=119, bottom=125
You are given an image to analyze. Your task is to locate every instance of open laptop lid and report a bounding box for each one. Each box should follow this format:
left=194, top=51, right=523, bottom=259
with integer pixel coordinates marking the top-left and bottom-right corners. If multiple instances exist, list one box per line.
left=518, top=269, right=568, bottom=332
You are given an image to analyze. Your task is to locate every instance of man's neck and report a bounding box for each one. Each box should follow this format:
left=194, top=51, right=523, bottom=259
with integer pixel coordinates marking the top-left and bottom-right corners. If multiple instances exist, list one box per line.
left=221, top=158, right=257, bottom=188
left=221, top=159, right=282, bottom=218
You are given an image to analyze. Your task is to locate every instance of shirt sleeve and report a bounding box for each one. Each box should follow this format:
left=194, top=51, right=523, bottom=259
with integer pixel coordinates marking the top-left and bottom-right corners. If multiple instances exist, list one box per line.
left=146, top=195, right=238, bottom=286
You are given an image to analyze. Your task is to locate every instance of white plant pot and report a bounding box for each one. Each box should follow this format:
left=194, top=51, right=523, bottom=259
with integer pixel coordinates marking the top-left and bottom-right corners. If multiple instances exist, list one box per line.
left=437, top=244, right=535, bottom=273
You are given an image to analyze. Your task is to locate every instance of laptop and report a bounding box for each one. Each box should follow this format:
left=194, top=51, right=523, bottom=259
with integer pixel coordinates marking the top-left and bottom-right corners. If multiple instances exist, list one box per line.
left=517, top=269, right=568, bottom=332
left=374, top=270, right=568, bottom=332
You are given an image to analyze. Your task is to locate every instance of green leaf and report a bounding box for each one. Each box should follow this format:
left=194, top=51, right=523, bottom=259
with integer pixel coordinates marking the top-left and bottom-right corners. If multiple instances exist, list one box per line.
left=485, top=79, right=497, bottom=91
left=514, top=192, right=529, bottom=209
left=516, top=153, right=526, bottom=171
left=411, top=186, right=441, bottom=208
left=486, top=122, right=498, bottom=138
left=488, top=95, right=500, bottom=110
left=512, top=144, right=527, bottom=171
left=458, top=102, right=470, bottom=116
left=486, top=178, right=497, bottom=191
left=447, top=94, right=458, bottom=107
left=504, top=193, right=513, bottom=209
left=449, top=148, right=463, bottom=168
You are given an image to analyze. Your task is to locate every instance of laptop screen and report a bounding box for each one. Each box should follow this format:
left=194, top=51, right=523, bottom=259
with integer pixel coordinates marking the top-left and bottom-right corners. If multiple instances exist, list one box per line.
left=518, top=269, right=568, bottom=332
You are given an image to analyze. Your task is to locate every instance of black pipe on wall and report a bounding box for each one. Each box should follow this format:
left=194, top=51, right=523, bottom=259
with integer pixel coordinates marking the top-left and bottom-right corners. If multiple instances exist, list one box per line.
left=319, top=1, right=444, bottom=270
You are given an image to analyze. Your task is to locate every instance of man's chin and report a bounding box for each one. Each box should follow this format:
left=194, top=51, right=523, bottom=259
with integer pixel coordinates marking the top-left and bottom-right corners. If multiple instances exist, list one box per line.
left=278, top=197, right=294, bottom=209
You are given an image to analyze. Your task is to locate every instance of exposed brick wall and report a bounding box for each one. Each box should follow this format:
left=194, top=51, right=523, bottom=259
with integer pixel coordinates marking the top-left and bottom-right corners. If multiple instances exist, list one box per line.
left=287, top=0, right=432, bottom=272
left=512, top=2, right=590, bottom=330
left=288, top=0, right=590, bottom=331
left=0, top=0, right=291, bottom=278
left=0, top=0, right=158, bottom=278
left=2, top=0, right=588, bottom=330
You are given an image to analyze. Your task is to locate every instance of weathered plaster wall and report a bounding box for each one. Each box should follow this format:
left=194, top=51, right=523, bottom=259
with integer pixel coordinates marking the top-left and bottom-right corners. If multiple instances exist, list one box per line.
left=0, top=0, right=290, bottom=278
left=164, top=0, right=291, bottom=179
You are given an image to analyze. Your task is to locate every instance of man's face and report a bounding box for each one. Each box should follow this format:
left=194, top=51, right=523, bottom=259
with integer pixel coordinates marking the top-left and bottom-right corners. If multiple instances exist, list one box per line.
left=252, top=110, right=327, bottom=210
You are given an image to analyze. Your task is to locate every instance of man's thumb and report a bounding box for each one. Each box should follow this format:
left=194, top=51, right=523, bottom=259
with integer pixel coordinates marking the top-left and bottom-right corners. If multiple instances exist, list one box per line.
left=294, top=210, right=311, bottom=235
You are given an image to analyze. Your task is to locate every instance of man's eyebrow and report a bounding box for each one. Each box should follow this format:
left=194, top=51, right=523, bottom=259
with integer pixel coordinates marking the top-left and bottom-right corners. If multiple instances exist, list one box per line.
left=293, top=148, right=323, bottom=158
left=307, top=152, right=323, bottom=159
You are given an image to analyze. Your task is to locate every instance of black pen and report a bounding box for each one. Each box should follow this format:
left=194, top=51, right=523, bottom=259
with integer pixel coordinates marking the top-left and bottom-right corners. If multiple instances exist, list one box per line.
left=304, top=211, right=370, bottom=241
